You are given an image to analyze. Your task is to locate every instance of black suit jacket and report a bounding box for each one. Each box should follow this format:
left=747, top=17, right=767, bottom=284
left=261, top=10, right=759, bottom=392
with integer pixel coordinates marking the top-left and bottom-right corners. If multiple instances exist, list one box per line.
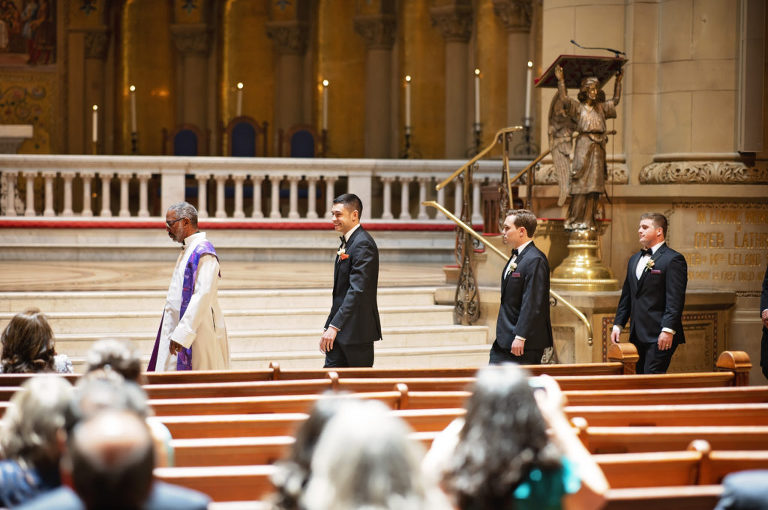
left=614, top=243, right=688, bottom=345
left=495, top=242, right=553, bottom=351
left=324, top=226, right=382, bottom=345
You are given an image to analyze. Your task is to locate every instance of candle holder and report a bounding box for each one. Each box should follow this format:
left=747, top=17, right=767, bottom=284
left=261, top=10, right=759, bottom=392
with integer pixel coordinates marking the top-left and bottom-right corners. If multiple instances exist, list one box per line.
left=466, top=122, right=483, bottom=157
left=513, top=123, right=539, bottom=157
left=91, top=141, right=99, bottom=155
left=131, top=131, right=138, bottom=155
left=400, top=126, right=412, bottom=159
left=321, top=128, right=328, bottom=157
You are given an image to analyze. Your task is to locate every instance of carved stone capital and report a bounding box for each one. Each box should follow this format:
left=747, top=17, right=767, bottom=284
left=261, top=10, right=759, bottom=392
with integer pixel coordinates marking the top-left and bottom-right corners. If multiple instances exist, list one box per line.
left=265, top=21, right=309, bottom=55
left=492, top=0, right=533, bottom=33
left=534, top=163, right=629, bottom=185
left=639, top=160, right=768, bottom=184
left=170, top=24, right=211, bottom=55
left=430, top=4, right=473, bottom=43
left=354, top=15, right=396, bottom=50
left=84, top=28, right=110, bottom=60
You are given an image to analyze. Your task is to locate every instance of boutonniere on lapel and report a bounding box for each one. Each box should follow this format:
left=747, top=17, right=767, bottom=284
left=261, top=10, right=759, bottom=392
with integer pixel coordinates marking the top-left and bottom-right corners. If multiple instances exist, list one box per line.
left=644, top=259, right=655, bottom=272
left=337, top=247, right=349, bottom=261
left=509, top=262, right=517, bottom=272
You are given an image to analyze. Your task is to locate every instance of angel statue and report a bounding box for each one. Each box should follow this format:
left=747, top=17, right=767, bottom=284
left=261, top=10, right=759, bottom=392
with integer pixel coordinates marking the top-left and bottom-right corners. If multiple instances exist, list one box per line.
left=553, top=64, right=623, bottom=231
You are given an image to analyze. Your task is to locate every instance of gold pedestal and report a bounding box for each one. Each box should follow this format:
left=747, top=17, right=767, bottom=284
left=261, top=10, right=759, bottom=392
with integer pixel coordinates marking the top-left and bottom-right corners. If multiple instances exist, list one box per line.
left=551, top=228, right=618, bottom=291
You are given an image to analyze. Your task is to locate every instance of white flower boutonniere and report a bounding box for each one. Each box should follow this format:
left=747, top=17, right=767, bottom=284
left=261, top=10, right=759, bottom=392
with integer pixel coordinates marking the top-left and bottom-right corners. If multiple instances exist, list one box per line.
left=337, top=247, right=346, bottom=257
left=644, top=259, right=655, bottom=271
left=509, top=262, right=517, bottom=272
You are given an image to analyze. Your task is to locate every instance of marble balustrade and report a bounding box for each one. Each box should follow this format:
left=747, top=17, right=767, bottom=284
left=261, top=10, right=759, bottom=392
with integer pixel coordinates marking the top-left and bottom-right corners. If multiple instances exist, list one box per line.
left=0, top=155, right=524, bottom=220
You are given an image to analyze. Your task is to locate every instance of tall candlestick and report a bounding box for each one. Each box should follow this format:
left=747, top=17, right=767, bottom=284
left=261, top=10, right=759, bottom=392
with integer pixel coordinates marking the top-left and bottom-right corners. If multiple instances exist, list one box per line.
left=524, top=61, right=533, bottom=127
left=404, top=75, right=412, bottom=130
left=474, top=68, right=481, bottom=125
left=236, top=82, right=243, bottom=117
left=92, top=105, right=98, bottom=143
left=129, top=85, right=137, bottom=133
left=322, top=79, right=329, bottom=131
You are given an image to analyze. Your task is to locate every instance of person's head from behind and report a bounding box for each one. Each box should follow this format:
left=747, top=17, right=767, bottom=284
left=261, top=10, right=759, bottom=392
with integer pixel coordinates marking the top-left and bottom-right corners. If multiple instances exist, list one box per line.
left=0, top=376, right=73, bottom=477
left=445, top=364, right=561, bottom=509
left=302, top=400, right=443, bottom=510
left=86, top=338, right=144, bottom=384
left=66, top=371, right=150, bottom=434
left=331, top=194, right=363, bottom=235
left=67, top=410, right=154, bottom=510
left=1, top=308, right=57, bottom=373
left=271, top=395, right=352, bottom=510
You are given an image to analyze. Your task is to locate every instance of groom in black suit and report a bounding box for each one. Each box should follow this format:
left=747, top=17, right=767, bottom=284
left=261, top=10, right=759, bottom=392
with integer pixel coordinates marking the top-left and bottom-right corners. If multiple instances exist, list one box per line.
left=611, top=213, right=688, bottom=374
left=490, top=209, right=553, bottom=364
left=320, top=193, right=382, bottom=367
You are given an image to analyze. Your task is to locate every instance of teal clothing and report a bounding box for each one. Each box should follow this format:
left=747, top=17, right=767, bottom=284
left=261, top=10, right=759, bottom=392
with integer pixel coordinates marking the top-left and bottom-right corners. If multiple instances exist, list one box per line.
left=512, top=456, right=582, bottom=510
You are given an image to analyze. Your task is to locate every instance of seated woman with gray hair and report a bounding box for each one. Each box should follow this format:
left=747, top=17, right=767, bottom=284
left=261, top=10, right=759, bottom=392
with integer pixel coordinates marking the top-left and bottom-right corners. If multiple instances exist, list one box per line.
left=0, top=376, right=73, bottom=507
left=424, top=364, right=609, bottom=510
left=301, top=400, right=449, bottom=510
left=1, top=308, right=72, bottom=374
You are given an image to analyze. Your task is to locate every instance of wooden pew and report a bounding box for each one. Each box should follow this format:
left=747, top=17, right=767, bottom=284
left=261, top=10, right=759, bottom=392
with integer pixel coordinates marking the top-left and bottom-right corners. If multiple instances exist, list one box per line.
left=581, top=425, right=768, bottom=454
left=602, top=486, right=723, bottom=510
left=698, top=449, right=768, bottom=484
left=154, top=465, right=276, bottom=502
left=566, top=403, right=768, bottom=426
left=564, top=386, right=768, bottom=406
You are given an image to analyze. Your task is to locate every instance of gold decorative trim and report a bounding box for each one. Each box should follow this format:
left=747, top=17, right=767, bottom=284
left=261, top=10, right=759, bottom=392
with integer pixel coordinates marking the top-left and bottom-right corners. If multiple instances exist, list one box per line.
left=640, top=160, right=768, bottom=184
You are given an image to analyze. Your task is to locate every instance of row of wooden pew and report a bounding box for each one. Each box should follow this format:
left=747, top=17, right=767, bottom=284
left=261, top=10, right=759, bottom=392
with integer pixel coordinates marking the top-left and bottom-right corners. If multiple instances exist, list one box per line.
left=0, top=344, right=764, bottom=508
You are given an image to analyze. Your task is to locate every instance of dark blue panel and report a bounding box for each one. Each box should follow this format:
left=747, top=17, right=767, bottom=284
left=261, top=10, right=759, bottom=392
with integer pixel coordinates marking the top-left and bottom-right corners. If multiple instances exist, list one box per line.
left=174, top=130, right=198, bottom=156
left=290, top=130, right=315, bottom=158
left=231, top=123, right=256, bottom=157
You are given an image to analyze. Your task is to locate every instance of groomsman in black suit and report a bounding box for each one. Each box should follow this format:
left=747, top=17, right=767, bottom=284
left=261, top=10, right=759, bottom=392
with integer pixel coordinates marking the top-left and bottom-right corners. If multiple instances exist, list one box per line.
left=490, top=209, right=553, bottom=364
left=611, top=213, right=688, bottom=374
left=760, top=263, right=768, bottom=379
left=320, top=194, right=382, bottom=367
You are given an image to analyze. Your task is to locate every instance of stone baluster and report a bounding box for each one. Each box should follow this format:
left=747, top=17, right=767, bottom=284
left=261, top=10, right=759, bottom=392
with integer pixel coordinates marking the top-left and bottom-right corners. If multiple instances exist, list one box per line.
left=61, top=171, right=76, bottom=216
left=472, top=177, right=483, bottom=224
left=453, top=180, right=463, bottom=215
left=269, top=175, right=281, bottom=219
left=214, top=175, right=228, bottom=218
left=233, top=174, right=246, bottom=218
left=23, top=171, right=36, bottom=216
left=137, top=173, right=151, bottom=217
left=399, top=176, right=412, bottom=220
left=306, top=177, right=319, bottom=219
left=251, top=176, right=264, bottom=218
left=196, top=174, right=209, bottom=218
left=417, top=177, right=430, bottom=220
left=118, top=172, right=132, bottom=217
left=100, top=172, right=112, bottom=217
left=42, top=171, right=56, bottom=217
left=80, top=172, right=94, bottom=217
left=4, top=171, right=18, bottom=216
left=436, top=185, right=446, bottom=219
left=381, top=176, right=395, bottom=220
left=287, top=175, right=300, bottom=219
left=324, top=177, right=337, bottom=217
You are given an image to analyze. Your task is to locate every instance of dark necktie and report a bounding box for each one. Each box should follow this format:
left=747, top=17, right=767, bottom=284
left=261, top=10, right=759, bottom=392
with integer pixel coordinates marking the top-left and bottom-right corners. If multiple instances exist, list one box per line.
left=339, top=236, right=346, bottom=250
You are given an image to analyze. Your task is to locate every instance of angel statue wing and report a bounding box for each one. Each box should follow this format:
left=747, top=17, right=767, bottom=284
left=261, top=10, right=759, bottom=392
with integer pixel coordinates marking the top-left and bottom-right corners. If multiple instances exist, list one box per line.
left=547, top=93, right=577, bottom=207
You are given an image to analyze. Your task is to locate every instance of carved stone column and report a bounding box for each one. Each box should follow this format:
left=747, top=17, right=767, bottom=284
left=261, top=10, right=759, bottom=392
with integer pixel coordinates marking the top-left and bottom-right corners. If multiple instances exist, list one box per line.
left=431, top=1, right=474, bottom=158
left=266, top=21, right=309, bottom=145
left=171, top=23, right=211, bottom=134
left=354, top=6, right=397, bottom=158
left=493, top=0, right=532, bottom=127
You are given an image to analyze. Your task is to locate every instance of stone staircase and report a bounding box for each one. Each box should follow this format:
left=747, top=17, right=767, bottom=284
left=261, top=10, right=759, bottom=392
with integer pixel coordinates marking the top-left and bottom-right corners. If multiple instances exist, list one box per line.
left=0, top=287, right=491, bottom=370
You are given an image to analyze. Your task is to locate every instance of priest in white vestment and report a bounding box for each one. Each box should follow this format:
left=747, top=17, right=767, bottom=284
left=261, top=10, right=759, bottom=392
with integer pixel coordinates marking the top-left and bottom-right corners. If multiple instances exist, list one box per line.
left=148, top=202, right=230, bottom=372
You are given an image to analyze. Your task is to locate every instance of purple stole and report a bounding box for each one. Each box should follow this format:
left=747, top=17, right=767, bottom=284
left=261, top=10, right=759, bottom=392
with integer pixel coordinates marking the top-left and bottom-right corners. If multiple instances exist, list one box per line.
left=147, top=241, right=219, bottom=371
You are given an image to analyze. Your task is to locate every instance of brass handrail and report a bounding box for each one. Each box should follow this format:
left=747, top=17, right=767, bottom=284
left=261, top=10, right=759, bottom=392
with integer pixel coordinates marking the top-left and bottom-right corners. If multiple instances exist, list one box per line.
left=511, top=148, right=550, bottom=186
left=424, top=200, right=594, bottom=346
left=435, top=126, right=523, bottom=191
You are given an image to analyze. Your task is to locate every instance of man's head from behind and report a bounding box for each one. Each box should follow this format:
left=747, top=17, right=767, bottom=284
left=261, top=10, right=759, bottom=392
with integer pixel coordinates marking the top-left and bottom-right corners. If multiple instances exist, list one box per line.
left=331, top=194, right=363, bottom=235
left=68, top=410, right=154, bottom=510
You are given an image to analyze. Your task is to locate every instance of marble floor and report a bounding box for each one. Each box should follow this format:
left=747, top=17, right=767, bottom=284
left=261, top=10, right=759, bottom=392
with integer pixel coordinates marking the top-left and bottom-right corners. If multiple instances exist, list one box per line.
left=0, top=260, right=448, bottom=292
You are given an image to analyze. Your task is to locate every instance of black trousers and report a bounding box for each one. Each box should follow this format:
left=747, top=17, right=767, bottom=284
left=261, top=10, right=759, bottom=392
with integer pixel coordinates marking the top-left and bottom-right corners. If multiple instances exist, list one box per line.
left=324, top=341, right=374, bottom=368
left=489, top=339, right=543, bottom=365
left=634, top=341, right=678, bottom=374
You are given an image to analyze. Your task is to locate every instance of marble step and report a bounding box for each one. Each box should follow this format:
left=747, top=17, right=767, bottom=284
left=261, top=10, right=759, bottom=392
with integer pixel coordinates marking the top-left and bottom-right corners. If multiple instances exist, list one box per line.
left=0, top=287, right=438, bottom=313
left=3, top=305, right=456, bottom=335
left=53, top=324, right=490, bottom=357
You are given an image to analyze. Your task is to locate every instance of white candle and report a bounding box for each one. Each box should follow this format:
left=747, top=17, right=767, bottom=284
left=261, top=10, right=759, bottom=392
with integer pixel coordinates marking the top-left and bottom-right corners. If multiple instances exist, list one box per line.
left=236, top=82, right=243, bottom=117
left=474, top=69, right=480, bottom=125
left=129, top=85, right=137, bottom=133
left=404, top=75, right=411, bottom=130
left=92, top=105, right=98, bottom=143
left=322, top=80, right=329, bottom=131
left=524, top=61, right=533, bottom=126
